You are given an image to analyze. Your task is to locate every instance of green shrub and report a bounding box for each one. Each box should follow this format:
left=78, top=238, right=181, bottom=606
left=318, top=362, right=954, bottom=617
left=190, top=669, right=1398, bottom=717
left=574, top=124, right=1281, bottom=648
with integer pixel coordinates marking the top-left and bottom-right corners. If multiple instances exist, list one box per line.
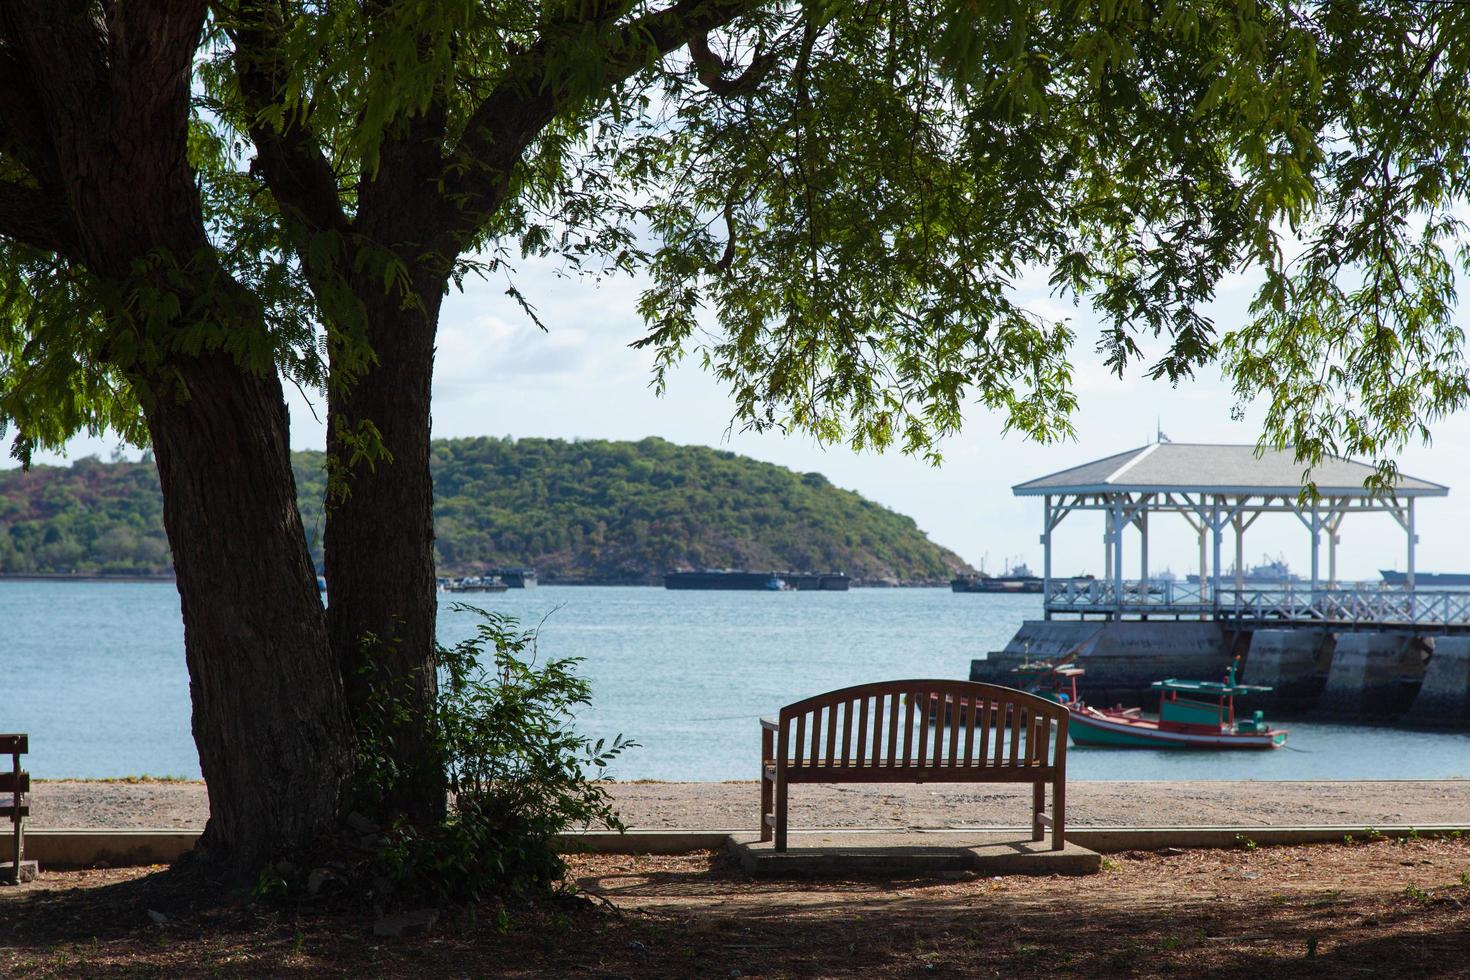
left=358, top=606, right=634, bottom=905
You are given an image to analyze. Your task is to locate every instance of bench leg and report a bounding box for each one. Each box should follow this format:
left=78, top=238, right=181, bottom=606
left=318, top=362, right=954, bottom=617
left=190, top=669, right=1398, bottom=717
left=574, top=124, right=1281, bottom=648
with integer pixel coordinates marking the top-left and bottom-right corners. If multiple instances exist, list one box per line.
left=775, top=777, right=788, bottom=852
left=760, top=728, right=774, bottom=843
left=1032, top=781, right=1044, bottom=842
left=1052, top=775, right=1065, bottom=851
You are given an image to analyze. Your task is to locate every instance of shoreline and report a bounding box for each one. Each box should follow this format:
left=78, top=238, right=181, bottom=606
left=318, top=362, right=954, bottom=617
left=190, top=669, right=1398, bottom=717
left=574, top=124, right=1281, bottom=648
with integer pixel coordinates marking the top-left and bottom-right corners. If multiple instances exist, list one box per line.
left=0, top=573, right=175, bottom=583
left=30, top=777, right=1470, bottom=831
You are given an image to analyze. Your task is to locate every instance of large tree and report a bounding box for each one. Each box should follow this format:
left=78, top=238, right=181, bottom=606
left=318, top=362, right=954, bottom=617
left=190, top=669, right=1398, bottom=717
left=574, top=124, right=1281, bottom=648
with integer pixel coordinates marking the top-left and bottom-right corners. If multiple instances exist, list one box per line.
left=0, top=2, right=352, bottom=879
left=3, top=0, right=1468, bottom=879
left=202, top=0, right=1332, bottom=819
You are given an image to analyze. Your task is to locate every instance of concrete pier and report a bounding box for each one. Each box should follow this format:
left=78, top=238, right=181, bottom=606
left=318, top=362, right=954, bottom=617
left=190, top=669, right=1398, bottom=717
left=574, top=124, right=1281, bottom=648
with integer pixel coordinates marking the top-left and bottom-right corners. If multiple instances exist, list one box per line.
left=1240, top=630, right=1334, bottom=712
left=1312, top=633, right=1427, bottom=721
left=972, top=620, right=1230, bottom=706
left=1404, top=637, right=1470, bottom=728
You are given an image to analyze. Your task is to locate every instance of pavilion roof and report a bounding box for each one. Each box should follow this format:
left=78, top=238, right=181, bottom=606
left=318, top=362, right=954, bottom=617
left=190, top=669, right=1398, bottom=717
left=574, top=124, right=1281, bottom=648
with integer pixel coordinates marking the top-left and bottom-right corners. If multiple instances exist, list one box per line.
left=1012, top=443, right=1448, bottom=498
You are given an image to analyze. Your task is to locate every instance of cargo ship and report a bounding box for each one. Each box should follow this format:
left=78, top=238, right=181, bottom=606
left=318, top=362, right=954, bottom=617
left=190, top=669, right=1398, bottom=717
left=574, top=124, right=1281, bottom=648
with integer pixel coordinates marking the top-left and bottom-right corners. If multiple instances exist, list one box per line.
left=952, top=561, right=1043, bottom=593
left=664, top=570, right=851, bottom=591
left=1187, top=555, right=1299, bottom=584
left=1381, top=569, right=1470, bottom=587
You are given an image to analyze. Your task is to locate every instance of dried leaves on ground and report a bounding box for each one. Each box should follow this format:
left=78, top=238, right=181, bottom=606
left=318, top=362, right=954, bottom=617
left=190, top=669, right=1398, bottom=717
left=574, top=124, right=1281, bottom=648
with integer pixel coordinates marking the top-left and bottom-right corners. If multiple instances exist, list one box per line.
left=2, top=837, right=1469, bottom=977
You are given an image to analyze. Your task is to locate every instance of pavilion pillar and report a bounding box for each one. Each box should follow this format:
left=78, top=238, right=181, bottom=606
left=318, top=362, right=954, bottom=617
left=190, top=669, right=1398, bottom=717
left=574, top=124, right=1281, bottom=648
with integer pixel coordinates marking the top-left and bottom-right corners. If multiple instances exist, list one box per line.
left=1197, top=525, right=1207, bottom=602
left=1211, top=498, right=1222, bottom=614
left=1233, top=506, right=1245, bottom=593
left=1328, top=515, right=1338, bottom=589
left=1042, top=495, right=1052, bottom=620
left=1408, top=497, right=1417, bottom=591
left=1139, top=509, right=1149, bottom=583
left=1309, top=499, right=1321, bottom=594
left=1112, top=496, right=1126, bottom=618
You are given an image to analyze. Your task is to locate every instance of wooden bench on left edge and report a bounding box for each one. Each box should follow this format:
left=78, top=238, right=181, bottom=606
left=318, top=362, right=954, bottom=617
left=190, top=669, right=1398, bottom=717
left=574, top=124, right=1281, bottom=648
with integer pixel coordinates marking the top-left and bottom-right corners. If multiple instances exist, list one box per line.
left=1, top=734, right=35, bottom=884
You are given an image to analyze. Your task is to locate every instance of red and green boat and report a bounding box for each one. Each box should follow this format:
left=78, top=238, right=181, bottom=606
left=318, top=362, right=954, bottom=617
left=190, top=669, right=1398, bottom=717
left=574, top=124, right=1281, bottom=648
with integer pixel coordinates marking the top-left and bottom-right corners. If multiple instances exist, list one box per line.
left=1015, top=660, right=1288, bottom=750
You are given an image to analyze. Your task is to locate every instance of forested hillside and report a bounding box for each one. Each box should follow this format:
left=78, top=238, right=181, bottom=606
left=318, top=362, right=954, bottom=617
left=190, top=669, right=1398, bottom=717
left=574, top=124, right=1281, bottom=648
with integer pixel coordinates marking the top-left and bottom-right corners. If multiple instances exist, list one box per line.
left=0, top=437, right=968, bottom=584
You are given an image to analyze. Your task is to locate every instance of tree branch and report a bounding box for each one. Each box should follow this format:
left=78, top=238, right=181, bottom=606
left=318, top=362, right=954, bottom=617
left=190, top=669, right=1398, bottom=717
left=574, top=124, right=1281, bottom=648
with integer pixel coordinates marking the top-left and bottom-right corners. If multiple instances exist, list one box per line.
left=687, top=31, right=776, bottom=96
left=227, top=0, right=351, bottom=239
left=441, top=0, right=763, bottom=253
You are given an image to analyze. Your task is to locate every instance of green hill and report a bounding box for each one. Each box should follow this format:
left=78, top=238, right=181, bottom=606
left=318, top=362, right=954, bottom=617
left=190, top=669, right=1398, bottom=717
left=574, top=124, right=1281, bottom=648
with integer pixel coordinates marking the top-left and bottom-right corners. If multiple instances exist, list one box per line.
left=0, top=436, right=969, bottom=584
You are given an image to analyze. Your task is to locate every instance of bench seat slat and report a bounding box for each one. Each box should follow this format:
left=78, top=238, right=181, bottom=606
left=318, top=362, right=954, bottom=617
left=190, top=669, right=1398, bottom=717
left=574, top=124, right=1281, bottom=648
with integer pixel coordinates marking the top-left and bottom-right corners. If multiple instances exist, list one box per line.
left=784, top=766, right=1057, bottom=785
left=0, top=772, right=29, bottom=794
left=794, top=713, right=806, bottom=768
left=885, top=694, right=898, bottom=766
left=915, top=689, right=930, bottom=768
left=902, top=693, right=916, bottom=766
left=825, top=700, right=839, bottom=768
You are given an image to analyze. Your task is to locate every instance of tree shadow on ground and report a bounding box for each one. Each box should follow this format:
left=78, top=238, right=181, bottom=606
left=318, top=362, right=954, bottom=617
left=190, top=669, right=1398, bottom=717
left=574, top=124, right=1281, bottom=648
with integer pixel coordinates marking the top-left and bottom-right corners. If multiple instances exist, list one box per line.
left=1, top=850, right=1467, bottom=978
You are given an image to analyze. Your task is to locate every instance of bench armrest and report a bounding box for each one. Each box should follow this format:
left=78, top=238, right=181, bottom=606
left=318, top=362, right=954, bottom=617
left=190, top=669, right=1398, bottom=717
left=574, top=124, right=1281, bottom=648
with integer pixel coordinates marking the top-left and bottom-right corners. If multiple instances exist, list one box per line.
left=760, top=716, right=778, bottom=732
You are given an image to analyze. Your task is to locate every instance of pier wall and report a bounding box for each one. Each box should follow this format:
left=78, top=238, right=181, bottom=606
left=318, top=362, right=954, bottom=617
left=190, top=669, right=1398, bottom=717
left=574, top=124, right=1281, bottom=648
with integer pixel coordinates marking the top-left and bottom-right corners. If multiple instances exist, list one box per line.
left=978, top=620, right=1466, bottom=725
left=971, top=620, right=1230, bottom=706
left=1405, top=637, right=1470, bottom=728
left=1240, top=630, right=1335, bottom=713
left=1312, top=634, right=1428, bottom=721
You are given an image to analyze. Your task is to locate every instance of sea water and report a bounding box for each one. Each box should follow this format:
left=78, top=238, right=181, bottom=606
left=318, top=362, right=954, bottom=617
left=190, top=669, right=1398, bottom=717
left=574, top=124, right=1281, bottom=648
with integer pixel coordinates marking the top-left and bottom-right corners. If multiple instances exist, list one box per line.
left=4, top=580, right=1469, bottom=781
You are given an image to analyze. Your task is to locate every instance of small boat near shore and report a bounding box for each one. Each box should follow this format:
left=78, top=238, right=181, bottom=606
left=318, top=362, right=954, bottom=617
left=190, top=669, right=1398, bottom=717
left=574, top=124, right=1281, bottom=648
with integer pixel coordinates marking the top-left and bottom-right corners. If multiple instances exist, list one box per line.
left=444, top=576, right=509, bottom=593
left=1015, top=660, right=1288, bottom=750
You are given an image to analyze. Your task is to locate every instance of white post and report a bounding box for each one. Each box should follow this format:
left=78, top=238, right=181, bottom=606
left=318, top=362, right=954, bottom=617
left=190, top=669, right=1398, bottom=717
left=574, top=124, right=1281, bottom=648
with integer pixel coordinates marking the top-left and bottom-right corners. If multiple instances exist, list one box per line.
left=1139, top=509, right=1149, bottom=585
left=1211, top=497, right=1222, bottom=615
left=1407, top=497, right=1417, bottom=591
left=1197, top=525, right=1207, bottom=604
left=1103, top=504, right=1113, bottom=592
left=1042, top=495, right=1053, bottom=620
left=1234, top=506, right=1245, bottom=593
left=1328, top=509, right=1338, bottom=589
left=1310, top=498, right=1321, bottom=595
left=1113, top=497, right=1126, bottom=618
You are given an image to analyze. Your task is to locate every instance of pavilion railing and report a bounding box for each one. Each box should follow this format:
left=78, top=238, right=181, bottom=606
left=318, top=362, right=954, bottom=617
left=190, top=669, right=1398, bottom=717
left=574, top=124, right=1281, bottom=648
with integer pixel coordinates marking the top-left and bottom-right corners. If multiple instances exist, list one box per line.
left=1044, top=579, right=1470, bottom=628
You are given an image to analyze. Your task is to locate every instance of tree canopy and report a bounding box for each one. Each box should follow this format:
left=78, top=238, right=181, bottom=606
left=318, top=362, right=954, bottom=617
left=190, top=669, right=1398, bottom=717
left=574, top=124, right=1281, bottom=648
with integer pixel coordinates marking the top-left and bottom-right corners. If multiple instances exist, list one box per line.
left=4, top=0, right=1470, bottom=883
left=14, top=1, right=1466, bottom=472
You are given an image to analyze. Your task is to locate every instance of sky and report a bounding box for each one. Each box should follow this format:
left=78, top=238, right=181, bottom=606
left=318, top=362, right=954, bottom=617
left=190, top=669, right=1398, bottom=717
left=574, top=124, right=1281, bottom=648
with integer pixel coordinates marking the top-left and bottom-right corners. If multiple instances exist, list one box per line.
left=7, top=255, right=1470, bottom=582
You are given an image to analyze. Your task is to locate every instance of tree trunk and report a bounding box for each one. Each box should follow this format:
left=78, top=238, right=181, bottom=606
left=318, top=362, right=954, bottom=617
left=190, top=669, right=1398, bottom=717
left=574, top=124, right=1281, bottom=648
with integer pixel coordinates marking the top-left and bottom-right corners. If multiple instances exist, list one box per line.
left=148, top=350, right=354, bottom=880
left=324, top=272, right=446, bottom=825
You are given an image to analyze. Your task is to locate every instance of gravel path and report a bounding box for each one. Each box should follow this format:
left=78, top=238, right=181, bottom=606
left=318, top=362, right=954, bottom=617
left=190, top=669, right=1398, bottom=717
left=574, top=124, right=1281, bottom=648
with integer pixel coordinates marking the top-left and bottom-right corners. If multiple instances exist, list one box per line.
left=29, top=778, right=1470, bottom=829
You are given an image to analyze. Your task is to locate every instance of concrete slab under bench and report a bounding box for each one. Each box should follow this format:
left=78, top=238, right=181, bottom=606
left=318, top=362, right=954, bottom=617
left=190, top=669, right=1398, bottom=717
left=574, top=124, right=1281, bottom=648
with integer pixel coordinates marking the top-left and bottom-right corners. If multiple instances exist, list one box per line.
left=726, top=831, right=1101, bottom=877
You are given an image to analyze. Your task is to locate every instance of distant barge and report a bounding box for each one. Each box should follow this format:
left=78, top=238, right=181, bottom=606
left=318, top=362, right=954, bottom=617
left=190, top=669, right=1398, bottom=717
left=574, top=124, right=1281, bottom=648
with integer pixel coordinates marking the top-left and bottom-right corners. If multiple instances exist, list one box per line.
left=1381, top=570, right=1470, bottom=587
left=664, top=570, right=851, bottom=591
left=951, top=561, right=1095, bottom=594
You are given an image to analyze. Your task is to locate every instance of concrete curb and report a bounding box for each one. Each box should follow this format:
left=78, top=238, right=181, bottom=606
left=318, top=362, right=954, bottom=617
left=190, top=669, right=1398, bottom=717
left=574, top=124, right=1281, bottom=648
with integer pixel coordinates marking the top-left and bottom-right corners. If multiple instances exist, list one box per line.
left=22, top=824, right=1470, bottom=869
left=25, top=829, right=201, bottom=869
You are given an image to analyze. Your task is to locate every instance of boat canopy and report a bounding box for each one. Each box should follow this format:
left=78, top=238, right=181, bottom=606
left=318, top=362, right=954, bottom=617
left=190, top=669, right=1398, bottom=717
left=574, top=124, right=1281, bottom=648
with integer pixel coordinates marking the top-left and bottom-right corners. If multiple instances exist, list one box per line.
left=1150, top=678, right=1274, bottom=697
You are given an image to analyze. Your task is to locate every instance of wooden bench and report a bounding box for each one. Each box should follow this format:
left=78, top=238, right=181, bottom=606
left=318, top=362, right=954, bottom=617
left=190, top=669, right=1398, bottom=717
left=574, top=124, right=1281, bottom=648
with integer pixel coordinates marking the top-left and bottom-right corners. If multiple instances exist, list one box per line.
left=760, top=681, right=1068, bottom=851
left=1, top=734, right=29, bottom=884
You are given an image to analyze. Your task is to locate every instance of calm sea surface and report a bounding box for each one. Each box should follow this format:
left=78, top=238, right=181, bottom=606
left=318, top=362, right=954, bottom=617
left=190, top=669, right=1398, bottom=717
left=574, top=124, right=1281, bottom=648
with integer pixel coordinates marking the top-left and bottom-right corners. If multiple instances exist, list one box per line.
left=4, top=581, right=1469, bottom=781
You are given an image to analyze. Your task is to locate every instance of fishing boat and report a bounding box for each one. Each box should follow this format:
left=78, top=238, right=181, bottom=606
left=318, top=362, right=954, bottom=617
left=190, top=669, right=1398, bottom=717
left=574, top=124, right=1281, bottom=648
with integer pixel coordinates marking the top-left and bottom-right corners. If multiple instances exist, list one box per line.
left=1012, top=658, right=1287, bottom=749
left=1068, top=664, right=1287, bottom=750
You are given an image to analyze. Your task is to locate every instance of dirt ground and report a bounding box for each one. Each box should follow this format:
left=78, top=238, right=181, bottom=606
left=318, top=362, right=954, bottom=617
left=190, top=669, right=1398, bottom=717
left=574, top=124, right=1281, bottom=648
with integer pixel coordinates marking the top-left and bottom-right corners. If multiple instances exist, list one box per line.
left=2, top=836, right=1469, bottom=977
left=30, top=777, right=1470, bottom=830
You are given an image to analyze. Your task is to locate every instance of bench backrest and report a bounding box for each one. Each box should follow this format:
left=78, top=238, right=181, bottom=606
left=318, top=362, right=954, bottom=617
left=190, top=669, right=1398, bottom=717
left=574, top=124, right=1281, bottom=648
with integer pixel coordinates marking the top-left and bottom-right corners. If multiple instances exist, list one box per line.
left=777, top=680, right=1067, bottom=774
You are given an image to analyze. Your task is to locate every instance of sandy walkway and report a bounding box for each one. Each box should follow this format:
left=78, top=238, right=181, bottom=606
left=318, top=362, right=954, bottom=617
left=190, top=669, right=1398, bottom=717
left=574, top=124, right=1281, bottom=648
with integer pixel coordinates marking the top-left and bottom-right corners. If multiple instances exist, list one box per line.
left=29, top=778, right=1470, bottom=829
